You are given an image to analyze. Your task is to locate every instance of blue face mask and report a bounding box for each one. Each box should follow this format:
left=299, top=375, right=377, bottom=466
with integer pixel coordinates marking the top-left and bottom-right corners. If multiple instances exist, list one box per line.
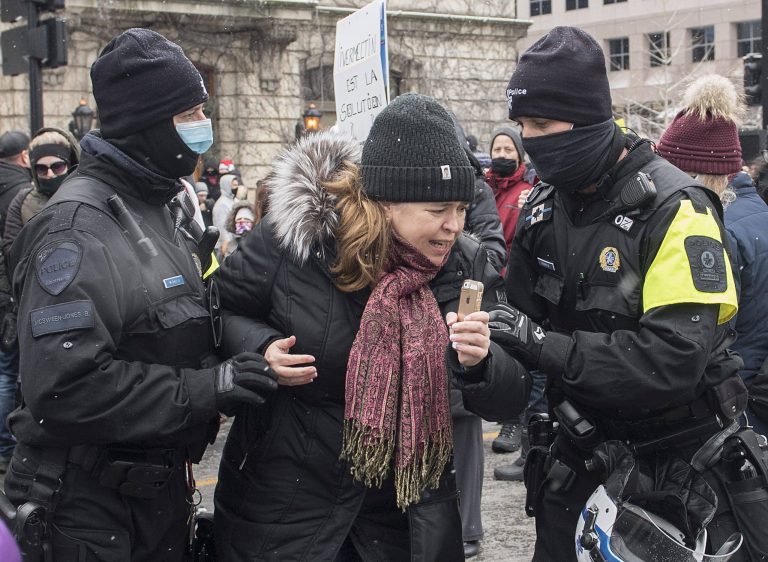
left=176, top=118, right=213, bottom=154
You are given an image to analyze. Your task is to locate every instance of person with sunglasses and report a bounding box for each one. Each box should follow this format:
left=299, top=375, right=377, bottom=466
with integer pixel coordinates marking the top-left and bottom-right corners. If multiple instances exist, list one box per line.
left=1, top=128, right=79, bottom=257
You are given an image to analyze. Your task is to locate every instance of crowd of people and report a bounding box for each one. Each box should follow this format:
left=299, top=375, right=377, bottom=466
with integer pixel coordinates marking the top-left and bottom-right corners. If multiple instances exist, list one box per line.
left=0, top=23, right=766, bottom=562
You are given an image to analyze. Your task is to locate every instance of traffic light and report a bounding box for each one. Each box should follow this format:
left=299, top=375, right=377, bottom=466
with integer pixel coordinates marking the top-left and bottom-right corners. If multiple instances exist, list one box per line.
left=1, top=0, right=66, bottom=76
left=744, top=53, right=763, bottom=106
left=0, top=0, right=67, bottom=133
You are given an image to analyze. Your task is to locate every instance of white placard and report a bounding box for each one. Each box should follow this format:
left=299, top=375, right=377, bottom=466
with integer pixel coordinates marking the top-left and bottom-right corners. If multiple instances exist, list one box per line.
left=333, top=0, right=389, bottom=141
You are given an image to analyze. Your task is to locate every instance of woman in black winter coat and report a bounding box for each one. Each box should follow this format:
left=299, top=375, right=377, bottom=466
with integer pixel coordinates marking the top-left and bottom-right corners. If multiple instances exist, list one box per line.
left=214, top=94, right=531, bottom=561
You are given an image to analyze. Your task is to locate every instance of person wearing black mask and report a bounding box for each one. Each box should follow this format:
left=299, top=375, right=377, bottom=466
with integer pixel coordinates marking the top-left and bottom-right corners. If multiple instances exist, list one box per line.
left=3, top=29, right=277, bottom=560
left=485, top=126, right=532, bottom=255
left=2, top=128, right=80, bottom=255
left=202, top=158, right=221, bottom=200
left=491, top=26, right=762, bottom=560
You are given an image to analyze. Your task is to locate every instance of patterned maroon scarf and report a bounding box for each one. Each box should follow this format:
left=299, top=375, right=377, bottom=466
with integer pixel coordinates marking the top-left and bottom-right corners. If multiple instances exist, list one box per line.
left=341, top=234, right=452, bottom=509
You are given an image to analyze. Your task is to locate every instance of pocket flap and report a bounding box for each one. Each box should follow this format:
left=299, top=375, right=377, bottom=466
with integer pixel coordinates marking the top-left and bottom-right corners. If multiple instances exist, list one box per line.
left=533, top=273, right=563, bottom=305
left=154, top=296, right=209, bottom=329
left=575, top=283, right=639, bottom=318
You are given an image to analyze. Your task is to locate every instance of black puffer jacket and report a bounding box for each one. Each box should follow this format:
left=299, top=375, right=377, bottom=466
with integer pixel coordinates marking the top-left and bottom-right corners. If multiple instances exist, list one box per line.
left=0, top=161, right=30, bottom=218
left=214, top=131, right=530, bottom=561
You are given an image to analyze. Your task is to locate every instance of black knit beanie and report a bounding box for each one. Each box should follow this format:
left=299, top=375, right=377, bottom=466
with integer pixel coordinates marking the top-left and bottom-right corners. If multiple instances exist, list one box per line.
left=361, top=93, right=474, bottom=202
left=91, top=28, right=209, bottom=138
left=490, top=126, right=525, bottom=161
left=506, top=26, right=612, bottom=126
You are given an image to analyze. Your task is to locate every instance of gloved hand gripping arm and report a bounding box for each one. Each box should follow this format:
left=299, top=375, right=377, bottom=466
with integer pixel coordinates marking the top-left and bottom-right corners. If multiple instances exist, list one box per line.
left=214, top=352, right=278, bottom=416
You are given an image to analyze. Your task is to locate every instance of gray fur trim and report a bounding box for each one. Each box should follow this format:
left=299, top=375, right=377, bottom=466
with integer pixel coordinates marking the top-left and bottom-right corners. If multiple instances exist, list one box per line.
left=266, top=130, right=361, bottom=265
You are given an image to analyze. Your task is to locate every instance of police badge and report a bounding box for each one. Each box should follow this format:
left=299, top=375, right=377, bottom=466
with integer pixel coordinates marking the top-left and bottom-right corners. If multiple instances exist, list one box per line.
left=599, top=247, right=620, bottom=273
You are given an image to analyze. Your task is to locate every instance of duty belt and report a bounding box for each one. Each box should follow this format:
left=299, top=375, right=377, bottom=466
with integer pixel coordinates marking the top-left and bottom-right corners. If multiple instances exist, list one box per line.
left=69, top=445, right=187, bottom=499
left=596, top=395, right=718, bottom=444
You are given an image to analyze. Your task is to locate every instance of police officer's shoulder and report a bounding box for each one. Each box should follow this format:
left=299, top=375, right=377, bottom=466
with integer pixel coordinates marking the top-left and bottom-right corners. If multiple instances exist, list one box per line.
left=522, top=181, right=554, bottom=210
left=639, top=156, right=703, bottom=214
left=642, top=157, right=721, bottom=217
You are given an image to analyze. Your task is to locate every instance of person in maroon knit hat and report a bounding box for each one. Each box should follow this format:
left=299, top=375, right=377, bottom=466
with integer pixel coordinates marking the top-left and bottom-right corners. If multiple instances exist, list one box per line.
left=657, top=74, right=742, bottom=196
left=660, top=74, right=768, bottom=439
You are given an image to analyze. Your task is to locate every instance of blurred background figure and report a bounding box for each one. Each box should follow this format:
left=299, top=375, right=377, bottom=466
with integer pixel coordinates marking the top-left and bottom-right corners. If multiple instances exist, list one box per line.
left=222, top=199, right=257, bottom=257
left=196, top=181, right=215, bottom=227
left=485, top=126, right=534, bottom=458
left=0, top=132, right=31, bottom=215
left=213, top=173, right=237, bottom=257
left=201, top=158, right=220, bottom=200
left=466, top=133, right=491, bottom=170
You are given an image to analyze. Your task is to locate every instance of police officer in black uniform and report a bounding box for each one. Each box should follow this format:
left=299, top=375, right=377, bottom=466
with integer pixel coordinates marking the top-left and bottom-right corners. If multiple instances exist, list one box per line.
left=4, top=29, right=276, bottom=561
left=490, top=27, right=768, bottom=560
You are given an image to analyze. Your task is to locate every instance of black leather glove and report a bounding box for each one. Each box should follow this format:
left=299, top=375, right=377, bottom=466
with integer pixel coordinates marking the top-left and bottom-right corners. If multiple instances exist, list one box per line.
left=488, top=303, right=546, bottom=369
left=214, top=352, right=277, bottom=415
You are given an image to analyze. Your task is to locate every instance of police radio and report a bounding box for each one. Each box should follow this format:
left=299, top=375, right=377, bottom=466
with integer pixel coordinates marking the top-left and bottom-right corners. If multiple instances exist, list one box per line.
left=619, top=171, right=656, bottom=209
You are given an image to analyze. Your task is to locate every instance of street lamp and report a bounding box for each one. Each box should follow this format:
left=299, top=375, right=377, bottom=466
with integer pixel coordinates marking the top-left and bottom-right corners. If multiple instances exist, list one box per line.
left=302, top=103, right=322, bottom=133
left=68, top=98, right=95, bottom=140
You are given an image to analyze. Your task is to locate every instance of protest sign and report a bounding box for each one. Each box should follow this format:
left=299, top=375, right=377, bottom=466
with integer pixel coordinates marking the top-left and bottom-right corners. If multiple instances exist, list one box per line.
left=333, top=0, right=389, bottom=141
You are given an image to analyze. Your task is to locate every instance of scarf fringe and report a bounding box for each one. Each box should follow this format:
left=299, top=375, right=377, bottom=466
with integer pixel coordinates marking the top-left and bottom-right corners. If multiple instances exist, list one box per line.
left=342, top=419, right=453, bottom=511
left=341, top=418, right=396, bottom=489
left=393, top=428, right=453, bottom=510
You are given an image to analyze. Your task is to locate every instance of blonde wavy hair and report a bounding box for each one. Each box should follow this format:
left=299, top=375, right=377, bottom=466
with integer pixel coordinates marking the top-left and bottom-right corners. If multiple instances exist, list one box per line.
left=324, top=164, right=390, bottom=293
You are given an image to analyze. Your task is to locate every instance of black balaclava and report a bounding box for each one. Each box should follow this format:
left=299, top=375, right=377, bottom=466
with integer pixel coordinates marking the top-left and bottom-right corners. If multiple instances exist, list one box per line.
left=108, top=119, right=199, bottom=183
left=506, top=26, right=624, bottom=194
left=523, top=119, right=625, bottom=194
left=90, top=28, right=208, bottom=204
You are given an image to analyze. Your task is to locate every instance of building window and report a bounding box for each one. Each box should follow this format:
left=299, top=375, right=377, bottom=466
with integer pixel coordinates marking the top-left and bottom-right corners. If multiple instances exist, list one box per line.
left=390, top=70, right=403, bottom=99
left=565, top=0, right=588, bottom=10
left=648, top=31, right=671, bottom=67
left=608, top=37, right=630, bottom=71
left=691, top=26, right=715, bottom=62
left=303, top=64, right=336, bottom=101
left=530, top=0, right=552, bottom=15
left=737, top=21, right=762, bottom=57
left=604, top=0, right=626, bottom=3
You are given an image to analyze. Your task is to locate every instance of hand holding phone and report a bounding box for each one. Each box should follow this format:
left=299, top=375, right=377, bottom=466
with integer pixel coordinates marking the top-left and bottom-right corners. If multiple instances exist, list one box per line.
left=457, top=280, right=484, bottom=321
left=448, top=280, right=490, bottom=368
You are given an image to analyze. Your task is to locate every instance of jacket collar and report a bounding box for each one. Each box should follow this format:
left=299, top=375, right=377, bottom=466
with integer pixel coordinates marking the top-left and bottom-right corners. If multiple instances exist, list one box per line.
left=78, top=131, right=181, bottom=206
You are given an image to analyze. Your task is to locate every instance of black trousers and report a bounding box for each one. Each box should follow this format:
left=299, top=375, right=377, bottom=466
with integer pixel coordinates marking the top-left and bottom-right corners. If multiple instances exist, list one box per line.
left=529, top=434, right=753, bottom=562
left=5, top=444, right=190, bottom=562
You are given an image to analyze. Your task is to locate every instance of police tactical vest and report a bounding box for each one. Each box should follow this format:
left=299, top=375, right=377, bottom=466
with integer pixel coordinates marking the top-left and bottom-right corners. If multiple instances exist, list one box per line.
left=521, top=157, right=733, bottom=335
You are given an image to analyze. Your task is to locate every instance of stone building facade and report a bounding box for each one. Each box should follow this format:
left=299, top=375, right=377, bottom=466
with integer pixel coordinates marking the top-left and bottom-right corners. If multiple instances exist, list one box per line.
left=516, top=0, right=761, bottom=138
left=0, top=0, right=529, bottom=183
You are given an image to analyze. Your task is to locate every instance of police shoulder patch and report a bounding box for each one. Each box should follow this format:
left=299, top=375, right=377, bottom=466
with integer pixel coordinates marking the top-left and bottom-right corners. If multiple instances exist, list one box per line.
left=35, top=240, right=82, bottom=296
left=684, top=235, right=727, bottom=293
left=525, top=203, right=553, bottom=229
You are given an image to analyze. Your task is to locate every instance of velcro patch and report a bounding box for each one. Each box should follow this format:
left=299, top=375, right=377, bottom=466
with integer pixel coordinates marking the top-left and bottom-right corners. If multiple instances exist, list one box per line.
left=525, top=203, right=552, bottom=228
left=30, top=300, right=94, bottom=338
left=35, top=240, right=81, bottom=296
left=685, top=236, right=727, bottom=293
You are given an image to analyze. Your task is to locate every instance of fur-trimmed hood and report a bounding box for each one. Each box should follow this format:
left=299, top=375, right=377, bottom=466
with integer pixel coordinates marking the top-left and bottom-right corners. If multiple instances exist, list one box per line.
left=225, top=199, right=257, bottom=233
left=266, top=130, right=360, bottom=265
